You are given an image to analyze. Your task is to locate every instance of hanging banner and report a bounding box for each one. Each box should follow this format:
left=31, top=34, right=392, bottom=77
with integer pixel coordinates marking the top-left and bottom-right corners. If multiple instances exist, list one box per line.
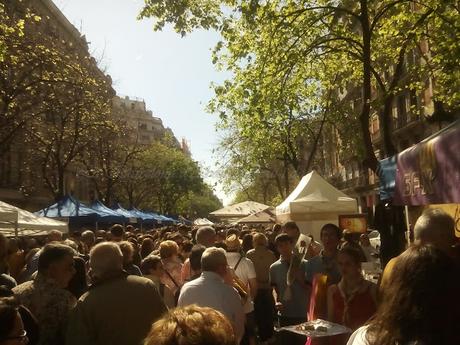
left=393, top=122, right=460, bottom=206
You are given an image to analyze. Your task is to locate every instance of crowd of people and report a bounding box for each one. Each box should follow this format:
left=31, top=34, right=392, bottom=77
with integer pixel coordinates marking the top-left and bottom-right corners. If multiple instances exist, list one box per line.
left=0, top=208, right=459, bottom=345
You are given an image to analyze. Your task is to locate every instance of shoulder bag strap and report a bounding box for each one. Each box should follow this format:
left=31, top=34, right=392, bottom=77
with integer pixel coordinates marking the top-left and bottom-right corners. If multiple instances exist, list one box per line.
left=164, top=269, right=180, bottom=288
left=234, top=255, right=244, bottom=271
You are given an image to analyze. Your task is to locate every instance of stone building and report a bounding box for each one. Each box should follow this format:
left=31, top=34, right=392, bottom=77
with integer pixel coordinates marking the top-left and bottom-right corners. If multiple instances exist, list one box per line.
left=0, top=0, right=113, bottom=210
left=112, top=95, right=175, bottom=146
left=320, top=49, right=457, bottom=218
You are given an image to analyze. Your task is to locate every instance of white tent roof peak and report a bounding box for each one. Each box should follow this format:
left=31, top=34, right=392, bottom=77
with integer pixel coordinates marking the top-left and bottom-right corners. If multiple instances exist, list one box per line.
left=210, top=201, right=271, bottom=217
left=276, top=170, right=356, bottom=215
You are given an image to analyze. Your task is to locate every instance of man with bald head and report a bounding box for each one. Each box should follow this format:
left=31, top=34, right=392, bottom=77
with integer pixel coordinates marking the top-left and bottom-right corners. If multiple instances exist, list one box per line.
left=66, top=242, right=167, bottom=345
left=380, top=208, right=457, bottom=290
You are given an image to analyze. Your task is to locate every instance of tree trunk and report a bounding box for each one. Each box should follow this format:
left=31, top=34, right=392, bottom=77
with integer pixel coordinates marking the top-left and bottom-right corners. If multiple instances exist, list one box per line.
left=283, top=152, right=290, bottom=196
left=57, top=168, right=65, bottom=201
left=359, top=0, right=378, bottom=173
left=379, top=94, right=398, bottom=157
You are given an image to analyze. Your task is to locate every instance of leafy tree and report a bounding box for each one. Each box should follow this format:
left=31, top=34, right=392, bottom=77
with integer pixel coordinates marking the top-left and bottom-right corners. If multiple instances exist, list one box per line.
left=177, top=185, right=223, bottom=218
left=1, top=1, right=114, bottom=200
left=26, top=67, right=113, bottom=200
left=80, top=116, right=142, bottom=206
left=139, top=0, right=459, bottom=261
left=139, top=0, right=460, bottom=171
left=118, top=141, right=205, bottom=214
left=0, top=3, right=50, bottom=155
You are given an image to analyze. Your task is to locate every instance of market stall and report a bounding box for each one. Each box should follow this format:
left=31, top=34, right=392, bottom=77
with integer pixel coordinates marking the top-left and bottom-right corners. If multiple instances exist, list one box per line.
left=210, top=201, right=272, bottom=223
left=36, top=195, right=101, bottom=230
left=378, top=120, right=460, bottom=237
left=236, top=208, right=276, bottom=224
left=1, top=200, right=68, bottom=236
left=193, top=218, right=215, bottom=227
left=276, top=171, right=357, bottom=239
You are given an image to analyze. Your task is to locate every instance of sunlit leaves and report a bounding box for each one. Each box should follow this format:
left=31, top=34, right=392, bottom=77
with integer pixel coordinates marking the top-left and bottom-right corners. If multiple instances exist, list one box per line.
left=139, top=0, right=459, bottom=201
left=0, top=1, right=113, bottom=198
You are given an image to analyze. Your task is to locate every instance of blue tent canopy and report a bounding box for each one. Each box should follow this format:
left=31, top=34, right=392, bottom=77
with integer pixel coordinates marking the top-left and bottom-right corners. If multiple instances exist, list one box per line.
left=129, top=208, right=159, bottom=224
left=89, top=200, right=128, bottom=224
left=112, top=204, right=141, bottom=223
left=36, top=195, right=100, bottom=223
left=143, top=211, right=173, bottom=225
left=378, top=156, right=397, bottom=200
left=157, top=214, right=176, bottom=225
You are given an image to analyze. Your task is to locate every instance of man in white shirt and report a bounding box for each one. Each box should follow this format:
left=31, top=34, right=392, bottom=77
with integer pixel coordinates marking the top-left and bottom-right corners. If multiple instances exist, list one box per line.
left=178, top=247, right=245, bottom=343
left=225, top=235, right=257, bottom=345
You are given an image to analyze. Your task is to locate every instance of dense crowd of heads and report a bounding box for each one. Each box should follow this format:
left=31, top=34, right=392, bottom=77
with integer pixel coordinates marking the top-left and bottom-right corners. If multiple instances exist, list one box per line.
left=0, top=207, right=458, bottom=345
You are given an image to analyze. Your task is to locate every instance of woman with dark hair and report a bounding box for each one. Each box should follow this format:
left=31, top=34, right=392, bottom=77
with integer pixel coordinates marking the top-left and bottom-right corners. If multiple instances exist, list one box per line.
left=0, top=298, right=28, bottom=344
left=179, top=240, right=193, bottom=262
left=347, top=245, right=459, bottom=345
left=327, top=247, right=377, bottom=345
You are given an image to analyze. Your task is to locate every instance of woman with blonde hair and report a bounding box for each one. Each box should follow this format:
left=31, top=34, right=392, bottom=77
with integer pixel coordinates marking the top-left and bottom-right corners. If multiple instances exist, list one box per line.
left=159, top=240, right=183, bottom=295
left=144, top=305, right=236, bottom=345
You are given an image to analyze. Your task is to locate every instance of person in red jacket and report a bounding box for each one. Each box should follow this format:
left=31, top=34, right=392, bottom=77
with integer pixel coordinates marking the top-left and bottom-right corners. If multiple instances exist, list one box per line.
left=327, top=246, right=377, bottom=345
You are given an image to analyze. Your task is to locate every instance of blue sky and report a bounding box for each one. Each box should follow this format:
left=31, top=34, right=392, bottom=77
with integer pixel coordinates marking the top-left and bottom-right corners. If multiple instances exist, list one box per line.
left=54, top=0, right=230, bottom=204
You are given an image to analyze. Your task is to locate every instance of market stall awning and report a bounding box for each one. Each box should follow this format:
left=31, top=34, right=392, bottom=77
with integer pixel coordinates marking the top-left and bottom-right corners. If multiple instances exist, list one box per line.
left=1, top=200, right=68, bottom=236
left=379, top=120, right=460, bottom=205
left=36, top=195, right=99, bottom=223
left=236, top=209, right=276, bottom=224
left=276, top=171, right=357, bottom=218
left=89, top=200, right=128, bottom=223
left=112, top=204, right=141, bottom=223
left=193, top=218, right=214, bottom=226
left=210, top=201, right=271, bottom=221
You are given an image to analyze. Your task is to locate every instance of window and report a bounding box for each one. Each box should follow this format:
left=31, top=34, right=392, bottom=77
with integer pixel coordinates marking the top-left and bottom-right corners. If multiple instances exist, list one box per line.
left=371, top=115, right=380, bottom=136
left=131, top=103, right=135, bottom=109
left=139, top=123, right=147, bottom=130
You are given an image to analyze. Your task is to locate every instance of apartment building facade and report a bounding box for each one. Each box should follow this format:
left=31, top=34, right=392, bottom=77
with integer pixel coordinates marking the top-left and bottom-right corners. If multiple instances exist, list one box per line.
left=321, top=53, right=456, bottom=216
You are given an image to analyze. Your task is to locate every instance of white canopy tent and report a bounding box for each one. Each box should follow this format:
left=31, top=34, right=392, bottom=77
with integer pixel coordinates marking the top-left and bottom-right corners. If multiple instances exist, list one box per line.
left=236, top=208, right=276, bottom=224
left=0, top=201, right=68, bottom=237
left=193, top=218, right=215, bottom=227
left=210, top=201, right=271, bottom=223
left=276, top=171, right=357, bottom=239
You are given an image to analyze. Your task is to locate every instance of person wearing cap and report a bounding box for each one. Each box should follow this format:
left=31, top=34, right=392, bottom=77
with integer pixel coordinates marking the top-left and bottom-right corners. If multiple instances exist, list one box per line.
left=270, top=234, right=309, bottom=345
left=225, top=235, right=257, bottom=345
